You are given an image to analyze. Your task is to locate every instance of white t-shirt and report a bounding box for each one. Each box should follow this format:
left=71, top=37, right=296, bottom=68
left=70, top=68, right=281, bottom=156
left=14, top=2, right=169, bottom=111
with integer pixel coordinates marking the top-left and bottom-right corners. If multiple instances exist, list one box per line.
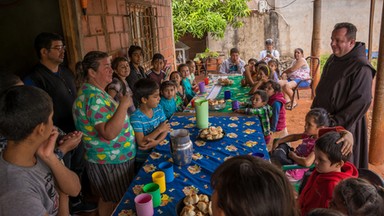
left=259, top=50, right=280, bottom=63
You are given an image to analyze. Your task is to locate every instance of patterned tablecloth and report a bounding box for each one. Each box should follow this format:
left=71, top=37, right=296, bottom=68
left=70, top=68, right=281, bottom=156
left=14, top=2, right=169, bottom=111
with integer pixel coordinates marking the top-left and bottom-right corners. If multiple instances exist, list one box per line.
left=113, top=115, right=269, bottom=216
left=183, top=75, right=251, bottom=113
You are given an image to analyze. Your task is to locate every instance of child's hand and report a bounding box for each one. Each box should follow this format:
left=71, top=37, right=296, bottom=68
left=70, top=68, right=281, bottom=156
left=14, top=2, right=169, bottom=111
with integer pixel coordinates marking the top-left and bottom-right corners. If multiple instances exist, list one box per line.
left=288, top=151, right=297, bottom=159
left=158, top=120, right=171, bottom=133
left=37, top=128, right=59, bottom=161
left=337, top=130, right=353, bottom=155
left=139, top=137, right=157, bottom=150
left=58, top=131, right=83, bottom=154
left=234, top=109, right=245, bottom=114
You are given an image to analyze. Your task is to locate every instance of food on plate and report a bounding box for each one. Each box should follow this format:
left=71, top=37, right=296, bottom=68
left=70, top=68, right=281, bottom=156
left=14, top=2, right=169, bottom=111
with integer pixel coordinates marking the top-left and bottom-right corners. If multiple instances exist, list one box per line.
left=180, top=194, right=212, bottom=216
left=218, top=78, right=233, bottom=85
left=199, top=126, right=224, bottom=140
left=208, top=99, right=225, bottom=106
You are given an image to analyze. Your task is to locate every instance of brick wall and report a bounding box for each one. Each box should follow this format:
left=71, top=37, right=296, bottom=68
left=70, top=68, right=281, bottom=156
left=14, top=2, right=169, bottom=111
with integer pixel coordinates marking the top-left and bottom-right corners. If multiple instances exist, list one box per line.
left=81, top=0, right=175, bottom=70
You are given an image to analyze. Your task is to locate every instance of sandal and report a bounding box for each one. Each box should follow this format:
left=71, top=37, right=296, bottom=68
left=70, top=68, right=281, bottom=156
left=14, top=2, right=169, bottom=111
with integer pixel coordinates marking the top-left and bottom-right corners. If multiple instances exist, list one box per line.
left=286, top=103, right=298, bottom=110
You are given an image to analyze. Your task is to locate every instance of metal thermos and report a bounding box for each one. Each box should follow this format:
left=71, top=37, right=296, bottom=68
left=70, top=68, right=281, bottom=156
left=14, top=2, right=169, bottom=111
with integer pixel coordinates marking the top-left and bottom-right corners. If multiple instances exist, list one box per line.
left=170, top=129, right=193, bottom=166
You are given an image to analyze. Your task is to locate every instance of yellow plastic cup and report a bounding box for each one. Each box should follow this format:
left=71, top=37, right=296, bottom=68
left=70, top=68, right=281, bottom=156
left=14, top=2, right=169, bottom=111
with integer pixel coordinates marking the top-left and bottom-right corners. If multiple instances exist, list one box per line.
left=152, top=171, right=166, bottom=193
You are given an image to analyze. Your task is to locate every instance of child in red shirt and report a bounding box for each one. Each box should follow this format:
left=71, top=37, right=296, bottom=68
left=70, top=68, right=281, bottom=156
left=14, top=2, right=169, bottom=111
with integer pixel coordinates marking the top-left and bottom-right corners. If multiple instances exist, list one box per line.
left=299, top=131, right=358, bottom=215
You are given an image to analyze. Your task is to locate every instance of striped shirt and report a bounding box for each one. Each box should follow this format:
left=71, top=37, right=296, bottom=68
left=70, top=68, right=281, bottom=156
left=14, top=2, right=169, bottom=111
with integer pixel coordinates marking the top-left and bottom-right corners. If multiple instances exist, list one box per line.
left=130, top=106, right=166, bottom=162
left=245, top=105, right=273, bottom=136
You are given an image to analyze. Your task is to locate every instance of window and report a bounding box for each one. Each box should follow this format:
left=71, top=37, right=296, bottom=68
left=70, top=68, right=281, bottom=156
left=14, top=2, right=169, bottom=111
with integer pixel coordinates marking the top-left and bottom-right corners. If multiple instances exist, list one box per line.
left=127, top=3, right=159, bottom=69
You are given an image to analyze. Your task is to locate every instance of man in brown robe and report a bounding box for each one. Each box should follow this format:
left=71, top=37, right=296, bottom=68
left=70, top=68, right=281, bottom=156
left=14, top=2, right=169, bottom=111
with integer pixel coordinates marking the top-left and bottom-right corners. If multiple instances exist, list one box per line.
left=311, top=22, right=376, bottom=168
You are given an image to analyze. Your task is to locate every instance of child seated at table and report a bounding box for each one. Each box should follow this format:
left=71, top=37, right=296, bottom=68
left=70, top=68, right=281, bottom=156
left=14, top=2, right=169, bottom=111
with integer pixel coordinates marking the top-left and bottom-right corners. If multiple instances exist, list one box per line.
left=241, top=58, right=258, bottom=87
left=263, top=80, right=287, bottom=149
left=249, top=64, right=272, bottom=95
left=130, top=78, right=171, bottom=170
left=270, top=108, right=329, bottom=180
left=159, top=81, right=178, bottom=119
left=170, top=71, right=187, bottom=109
left=178, top=64, right=196, bottom=102
left=329, top=178, right=384, bottom=215
left=299, top=131, right=358, bottom=215
left=235, top=90, right=272, bottom=144
left=186, top=60, right=198, bottom=91
left=268, top=59, right=280, bottom=82
left=211, top=155, right=299, bottom=216
left=146, top=53, right=166, bottom=87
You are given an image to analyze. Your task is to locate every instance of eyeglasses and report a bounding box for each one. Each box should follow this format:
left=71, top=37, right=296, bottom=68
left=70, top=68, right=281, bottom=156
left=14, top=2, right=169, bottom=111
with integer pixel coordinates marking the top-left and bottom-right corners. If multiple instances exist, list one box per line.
left=49, top=45, right=66, bottom=52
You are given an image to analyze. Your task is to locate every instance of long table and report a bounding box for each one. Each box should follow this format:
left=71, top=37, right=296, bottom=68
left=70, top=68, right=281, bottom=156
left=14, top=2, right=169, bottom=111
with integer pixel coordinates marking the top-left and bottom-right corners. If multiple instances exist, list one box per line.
left=184, top=75, right=251, bottom=113
left=113, top=115, right=269, bottom=216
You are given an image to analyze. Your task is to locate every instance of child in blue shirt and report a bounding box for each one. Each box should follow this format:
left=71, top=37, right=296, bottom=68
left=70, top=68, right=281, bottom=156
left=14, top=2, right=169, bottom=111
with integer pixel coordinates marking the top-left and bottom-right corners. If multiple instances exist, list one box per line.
left=159, top=81, right=178, bottom=119
left=130, top=79, right=171, bottom=170
left=178, top=64, right=195, bottom=102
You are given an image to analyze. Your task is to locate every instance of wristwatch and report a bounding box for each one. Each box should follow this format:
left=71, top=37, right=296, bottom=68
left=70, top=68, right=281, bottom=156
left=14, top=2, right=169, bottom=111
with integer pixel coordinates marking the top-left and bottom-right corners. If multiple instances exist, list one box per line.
left=54, top=148, right=64, bottom=160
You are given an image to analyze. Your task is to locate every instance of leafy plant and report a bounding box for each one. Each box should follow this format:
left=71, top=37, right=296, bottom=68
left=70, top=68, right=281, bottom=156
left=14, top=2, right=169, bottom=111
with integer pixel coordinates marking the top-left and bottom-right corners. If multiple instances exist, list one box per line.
left=172, top=0, right=251, bottom=41
left=195, top=48, right=220, bottom=60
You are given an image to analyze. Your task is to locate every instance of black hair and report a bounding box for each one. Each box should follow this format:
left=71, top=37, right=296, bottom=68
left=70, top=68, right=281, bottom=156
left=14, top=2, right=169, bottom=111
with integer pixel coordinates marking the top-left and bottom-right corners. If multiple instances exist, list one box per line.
left=294, top=48, right=304, bottom=55
left=332, top=178, right=384, bottom=216
left=306, top=108, right=330, bottom=127
left=230, top=48, right=239, bottom=55
left=34, top=32, right=63, bottom=59
left=264, top=80, right=281, bottom=92
left=248, top=58, right=258, bottom=65
left=133, top=78, right=159, bottom=104
left=253, top=90, right=268, bottom=102
left=315, top=131, right=350, bottom=164
left=177, top=64, right=188, bottom=73
left=128, top=45, right=143, bottom=58
left=76, top=51, right=109, bottom=81
left=151, top=53, right=164, bottom=63
left=185, top=60, right=195, bottom=66
left=307, top=208, right=345, bottom=216
left=334, top=22, right=357, bottom=40
left=211, top=155, right=299, bottom=216
left=268, top=58, right=280, bottom=74
left=0, top=71, right=22, bottom=94
left=0, top=86, right=53, bottom=142
left=110, top=56, right=129, bottom=95
left=160, top=80, right=176, bottom=93
left=265, top=38, right=274, bottom=45
left=169, top=71, right=182, bottom=85
left=258, top=64, right=272, bottom=79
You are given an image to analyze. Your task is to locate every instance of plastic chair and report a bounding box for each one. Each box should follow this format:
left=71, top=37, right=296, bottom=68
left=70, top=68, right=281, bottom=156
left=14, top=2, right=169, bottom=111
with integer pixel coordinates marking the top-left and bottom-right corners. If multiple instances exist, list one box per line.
left=288, top=56, right=320, bottom=110
left=358, top=168, right=384, bottom=187
left=282, top=164, right=315, bottom=193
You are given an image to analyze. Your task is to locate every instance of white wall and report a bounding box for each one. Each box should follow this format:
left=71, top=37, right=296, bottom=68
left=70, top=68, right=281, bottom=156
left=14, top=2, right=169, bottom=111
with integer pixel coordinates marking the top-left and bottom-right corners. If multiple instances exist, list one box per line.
left=207, top=0, right=383, bottom=59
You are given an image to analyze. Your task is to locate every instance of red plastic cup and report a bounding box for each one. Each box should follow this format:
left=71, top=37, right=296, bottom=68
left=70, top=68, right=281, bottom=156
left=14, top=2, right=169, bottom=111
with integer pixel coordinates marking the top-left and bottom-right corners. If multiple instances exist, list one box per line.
left=191, top=99, right=195, bottom=108
left=204, top=77, right=209, bottom=85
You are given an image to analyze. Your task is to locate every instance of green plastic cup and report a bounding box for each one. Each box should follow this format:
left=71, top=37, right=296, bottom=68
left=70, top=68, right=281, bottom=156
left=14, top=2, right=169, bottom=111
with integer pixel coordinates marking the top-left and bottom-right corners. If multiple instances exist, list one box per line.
left=142, top=183, right=161, bottom=207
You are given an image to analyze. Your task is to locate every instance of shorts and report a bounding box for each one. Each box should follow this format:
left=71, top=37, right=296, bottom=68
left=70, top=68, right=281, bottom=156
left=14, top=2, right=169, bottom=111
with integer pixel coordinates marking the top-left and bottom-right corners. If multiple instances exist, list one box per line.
left=270, top=143, right=295, bottom=166
left=86, top=159, right=135, bottom=202
left=288, top=78, right=311, bottom=87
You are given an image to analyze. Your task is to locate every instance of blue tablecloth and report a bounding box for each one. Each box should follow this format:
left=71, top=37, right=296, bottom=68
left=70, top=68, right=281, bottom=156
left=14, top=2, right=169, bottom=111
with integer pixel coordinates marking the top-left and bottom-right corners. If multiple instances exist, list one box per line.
left=113, top=115, right=269, bottom=216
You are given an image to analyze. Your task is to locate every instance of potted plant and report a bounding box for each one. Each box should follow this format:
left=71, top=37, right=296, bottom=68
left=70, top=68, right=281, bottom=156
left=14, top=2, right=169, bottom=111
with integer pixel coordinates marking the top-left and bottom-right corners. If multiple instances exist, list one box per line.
left=195, top=48, right=221, bottom=72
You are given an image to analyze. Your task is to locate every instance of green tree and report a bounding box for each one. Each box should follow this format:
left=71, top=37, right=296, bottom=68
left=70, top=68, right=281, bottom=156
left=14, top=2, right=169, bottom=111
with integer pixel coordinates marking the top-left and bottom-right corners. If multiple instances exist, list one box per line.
left=172, top=0, right=251, bottom=41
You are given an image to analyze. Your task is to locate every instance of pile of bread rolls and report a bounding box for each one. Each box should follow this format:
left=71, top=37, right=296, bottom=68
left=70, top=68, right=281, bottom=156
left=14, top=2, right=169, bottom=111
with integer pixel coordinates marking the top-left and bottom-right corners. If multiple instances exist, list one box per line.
left=218, top=78, right=233, bottom=86
left=199, top=126, right=224, bottom=140
left=180, top=194, right=212, bottom=216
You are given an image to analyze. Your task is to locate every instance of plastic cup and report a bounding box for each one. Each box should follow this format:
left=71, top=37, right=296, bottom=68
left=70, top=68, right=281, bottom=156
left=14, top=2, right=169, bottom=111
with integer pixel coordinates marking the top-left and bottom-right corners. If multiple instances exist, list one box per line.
left=224, top=90, right=231, bottom=100
left=253, top=152, right=265, bottom=159
left=134, top=193, right=154, bottom=216
left=159, top=161, right=174, bottom=183
left=198, top=81, right=206, bottom=93
left=232, top=100, right=240, bottom=111
left=152, top=171, right=166, bottom=193
left=142, top=183, right=161, bottom=207
left=204, top=77, right=209, bottom=85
